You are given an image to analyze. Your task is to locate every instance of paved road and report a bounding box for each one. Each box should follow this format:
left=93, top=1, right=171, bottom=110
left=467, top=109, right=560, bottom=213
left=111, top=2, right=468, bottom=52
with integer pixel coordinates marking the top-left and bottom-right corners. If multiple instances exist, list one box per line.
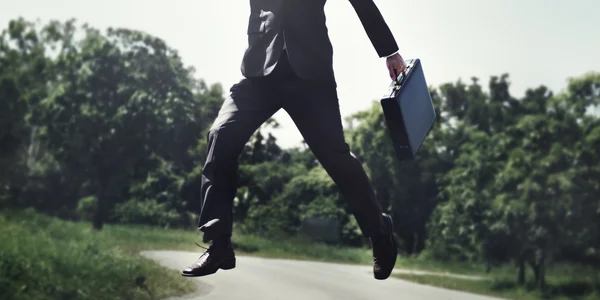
left=141, top=250, right=504, bottom=300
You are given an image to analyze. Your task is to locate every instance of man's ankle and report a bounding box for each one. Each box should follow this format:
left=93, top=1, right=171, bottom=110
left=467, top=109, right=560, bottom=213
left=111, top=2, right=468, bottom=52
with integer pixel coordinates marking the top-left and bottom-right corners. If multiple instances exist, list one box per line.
left=212, top=235, right=232, bottom=248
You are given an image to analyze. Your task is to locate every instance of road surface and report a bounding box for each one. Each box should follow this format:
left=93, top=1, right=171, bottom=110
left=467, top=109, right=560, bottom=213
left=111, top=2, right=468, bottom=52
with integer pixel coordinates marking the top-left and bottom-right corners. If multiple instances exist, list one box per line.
left=141, top=250, right=504, bottom=300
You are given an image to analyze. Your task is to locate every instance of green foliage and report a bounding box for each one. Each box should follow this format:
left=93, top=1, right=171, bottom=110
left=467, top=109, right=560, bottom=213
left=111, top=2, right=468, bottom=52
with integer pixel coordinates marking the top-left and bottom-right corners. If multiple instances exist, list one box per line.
left=76, top=195, right=96, bottom=221
left=241, top=196, right=296, bottom=238
left=0, top=209, right=194, bottom=300
left=394, top=262, right=600, bottom=300
left=0, top=209, right=376, bottom=300
left=1, top=16, right=599, bottom=296
left=111, top=199, right=182, bottom=228
left=424, top=72, right=600, bottom=290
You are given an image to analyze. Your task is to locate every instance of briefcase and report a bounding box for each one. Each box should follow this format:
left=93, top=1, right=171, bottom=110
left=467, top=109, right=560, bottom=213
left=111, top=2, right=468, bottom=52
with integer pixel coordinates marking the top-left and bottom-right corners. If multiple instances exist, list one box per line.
left=380, top=58, right=436, bottom=162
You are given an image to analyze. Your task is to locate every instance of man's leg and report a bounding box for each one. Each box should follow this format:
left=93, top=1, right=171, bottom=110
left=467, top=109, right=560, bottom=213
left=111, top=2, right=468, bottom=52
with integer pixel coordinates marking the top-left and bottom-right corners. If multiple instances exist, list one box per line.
left=182, top=78, right=279, bottom=277
left=283, top=81, right=383, bottom=235
left=282, top=78, right=398, bottom=280
left=198, top=78, right=279, bottom=236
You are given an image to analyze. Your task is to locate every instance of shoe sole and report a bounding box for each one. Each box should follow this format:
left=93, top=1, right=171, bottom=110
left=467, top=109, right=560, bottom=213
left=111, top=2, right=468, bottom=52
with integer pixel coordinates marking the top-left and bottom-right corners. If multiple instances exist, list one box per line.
left=181, top=257, right=236, bottom=277
left=374, top=214, right=398, bottom=280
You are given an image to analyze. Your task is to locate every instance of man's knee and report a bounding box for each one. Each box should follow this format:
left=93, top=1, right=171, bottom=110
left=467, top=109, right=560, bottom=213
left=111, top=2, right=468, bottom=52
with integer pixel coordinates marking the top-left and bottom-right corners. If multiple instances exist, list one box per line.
left=203, top=127, right=239, bottom=178
left=205, top=126, right=244, bottom=165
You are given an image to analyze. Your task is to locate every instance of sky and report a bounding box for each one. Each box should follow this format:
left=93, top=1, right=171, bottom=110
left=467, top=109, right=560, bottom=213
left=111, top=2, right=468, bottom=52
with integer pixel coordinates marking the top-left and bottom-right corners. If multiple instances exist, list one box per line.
left=2, top=0, right=599, bottom=149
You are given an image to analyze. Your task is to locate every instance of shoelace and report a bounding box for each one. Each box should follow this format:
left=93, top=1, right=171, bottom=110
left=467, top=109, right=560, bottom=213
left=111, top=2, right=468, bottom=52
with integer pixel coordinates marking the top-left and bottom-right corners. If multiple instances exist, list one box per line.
left=195, top=242, right=209, bottom=250
left=189, top=242, right=212, bottom=267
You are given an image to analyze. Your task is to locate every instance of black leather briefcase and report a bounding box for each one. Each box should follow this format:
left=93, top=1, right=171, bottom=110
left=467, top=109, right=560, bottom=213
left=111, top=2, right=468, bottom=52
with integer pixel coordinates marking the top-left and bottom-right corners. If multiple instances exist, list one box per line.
left=380, top=58, right=436, bottom=162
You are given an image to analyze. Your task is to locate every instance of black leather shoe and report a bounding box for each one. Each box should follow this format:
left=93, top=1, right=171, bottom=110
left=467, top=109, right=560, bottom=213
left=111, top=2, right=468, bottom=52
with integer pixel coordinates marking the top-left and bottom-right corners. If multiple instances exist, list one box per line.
left=371, top=213, right=398, bottom=280
left=181, top=242, right=236, bottom=277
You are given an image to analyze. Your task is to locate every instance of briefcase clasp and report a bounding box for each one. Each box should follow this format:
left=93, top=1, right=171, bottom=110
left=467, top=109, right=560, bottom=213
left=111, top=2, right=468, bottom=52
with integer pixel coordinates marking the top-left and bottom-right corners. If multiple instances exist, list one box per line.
left=388, top=66, right=410, bottom=97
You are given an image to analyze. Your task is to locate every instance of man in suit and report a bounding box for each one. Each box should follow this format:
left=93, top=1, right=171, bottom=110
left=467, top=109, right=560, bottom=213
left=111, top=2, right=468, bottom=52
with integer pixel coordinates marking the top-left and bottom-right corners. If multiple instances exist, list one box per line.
left=182, top=0, right=406, bottom=280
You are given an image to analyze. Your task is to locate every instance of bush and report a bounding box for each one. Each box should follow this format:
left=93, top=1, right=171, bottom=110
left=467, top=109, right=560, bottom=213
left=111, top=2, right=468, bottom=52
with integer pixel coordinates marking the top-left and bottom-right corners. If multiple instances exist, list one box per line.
left=0, top=210, right=194, bottom=300
left=240, top=197, right=295, bottom=238
left=111, top=199, right=185, bottom=228
left=76, top=195, right=97, bottom=221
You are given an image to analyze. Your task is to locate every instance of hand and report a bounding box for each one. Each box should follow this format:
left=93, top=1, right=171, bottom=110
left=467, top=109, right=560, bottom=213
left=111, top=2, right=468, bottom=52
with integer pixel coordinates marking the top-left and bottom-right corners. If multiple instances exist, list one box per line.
left=386, top=53, right=406, bottom=82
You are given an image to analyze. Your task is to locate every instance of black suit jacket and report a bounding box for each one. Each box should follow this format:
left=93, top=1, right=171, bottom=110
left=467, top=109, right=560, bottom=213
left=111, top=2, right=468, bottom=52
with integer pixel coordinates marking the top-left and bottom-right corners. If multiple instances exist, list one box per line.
left=241, top=0, right=399, bottom=83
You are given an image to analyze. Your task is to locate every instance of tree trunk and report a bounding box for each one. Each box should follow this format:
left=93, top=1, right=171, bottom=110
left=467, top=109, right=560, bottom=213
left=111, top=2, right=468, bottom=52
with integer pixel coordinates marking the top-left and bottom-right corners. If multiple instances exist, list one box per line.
left=529, top=260, right=539, bottom=285
left=92, top=176, right=112, bottom=230
left=235, top=191, right=254, bottom=222
left=412, top=232, right=419, bottom=254
left=537, top=250, right=546, bottom=290
left=517, top=256, right=526, bottom=286
left=92, top=181, right=108, bottom=230
left=403, top=231, right=414, bottom=254
left=528, top=251, right=547, bottom=291
left=593, top=268, right=599, bottom=293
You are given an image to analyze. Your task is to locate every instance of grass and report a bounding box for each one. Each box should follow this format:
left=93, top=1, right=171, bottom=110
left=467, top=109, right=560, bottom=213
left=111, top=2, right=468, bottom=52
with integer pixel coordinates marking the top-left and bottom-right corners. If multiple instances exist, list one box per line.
left=392, top=255, right=492, bottom=276
left=0, top=209, right=195, bottom=300
left=393, top=264, right=600, bottom=300
left=0, top=209, right=375, bottom=300
left=3, top=209, right=598, bottom=300
left=103, top=222, right=374, bottom=265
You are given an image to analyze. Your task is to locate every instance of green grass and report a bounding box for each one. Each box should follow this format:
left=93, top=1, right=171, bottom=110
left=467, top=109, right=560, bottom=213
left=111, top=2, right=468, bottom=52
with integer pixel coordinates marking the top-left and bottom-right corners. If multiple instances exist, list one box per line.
left=4, top=209, right=598, bottom=300
left=99, top=221, right=374, bottom=265
left=0, top=209, right=375, bottom=300
left=393, top=266, right=600, bottom=300
left=0, top=209, right=195, bottom=300
left=392, top=255, right=492, bottom=276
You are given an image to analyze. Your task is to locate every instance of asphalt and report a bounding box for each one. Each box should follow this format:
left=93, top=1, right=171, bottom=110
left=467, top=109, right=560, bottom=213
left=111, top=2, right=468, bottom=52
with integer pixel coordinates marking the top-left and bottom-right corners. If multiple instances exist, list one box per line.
left=141, top=250, right=505, bottom=300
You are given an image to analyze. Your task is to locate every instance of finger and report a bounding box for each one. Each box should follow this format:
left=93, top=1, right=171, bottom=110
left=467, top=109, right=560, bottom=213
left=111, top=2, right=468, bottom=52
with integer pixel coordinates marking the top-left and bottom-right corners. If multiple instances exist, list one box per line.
left=397, top=65, right=406, bottom=74
left=389, top=67, right=396, bottom=81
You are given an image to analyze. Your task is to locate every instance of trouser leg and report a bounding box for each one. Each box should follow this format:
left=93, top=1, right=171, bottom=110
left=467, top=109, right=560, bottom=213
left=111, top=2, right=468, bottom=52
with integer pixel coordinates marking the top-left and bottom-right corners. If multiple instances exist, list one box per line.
left=198, top=78, right=279, bottom=237
left=282, top=79, right=385, bottom=237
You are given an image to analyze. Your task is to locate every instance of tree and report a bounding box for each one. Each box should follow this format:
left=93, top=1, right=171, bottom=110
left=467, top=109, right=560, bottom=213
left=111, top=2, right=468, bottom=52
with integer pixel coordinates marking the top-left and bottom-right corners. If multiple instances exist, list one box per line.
left=427, top=72, right=600, bottom=290
left=0, top=18, right=59, bottom=207
left=38, top=22, right=200, bottom=229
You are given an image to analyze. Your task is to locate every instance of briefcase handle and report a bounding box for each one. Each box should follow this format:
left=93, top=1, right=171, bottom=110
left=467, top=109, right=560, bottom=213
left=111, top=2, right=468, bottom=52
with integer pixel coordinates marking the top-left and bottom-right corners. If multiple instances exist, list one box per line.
left=393, top=68, right=408, bottom=86
left=387, top=68, right=408, bottom=98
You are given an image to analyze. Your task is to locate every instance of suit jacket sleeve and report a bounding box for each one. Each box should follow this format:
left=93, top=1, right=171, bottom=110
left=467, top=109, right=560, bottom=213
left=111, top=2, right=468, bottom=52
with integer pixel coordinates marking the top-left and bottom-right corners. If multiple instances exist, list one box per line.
left=348, top=0, right=399, bottom=58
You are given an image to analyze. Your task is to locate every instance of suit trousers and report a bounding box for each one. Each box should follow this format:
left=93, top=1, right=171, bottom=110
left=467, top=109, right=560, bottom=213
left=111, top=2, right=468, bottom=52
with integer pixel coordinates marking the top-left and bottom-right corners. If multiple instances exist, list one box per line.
left=198, top=52, right=385, bottom=238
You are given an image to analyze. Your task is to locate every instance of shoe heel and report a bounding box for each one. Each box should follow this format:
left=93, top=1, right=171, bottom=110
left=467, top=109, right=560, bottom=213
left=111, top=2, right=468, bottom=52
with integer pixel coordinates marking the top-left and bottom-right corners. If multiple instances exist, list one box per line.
left=220, top=257, right=236, bottom=270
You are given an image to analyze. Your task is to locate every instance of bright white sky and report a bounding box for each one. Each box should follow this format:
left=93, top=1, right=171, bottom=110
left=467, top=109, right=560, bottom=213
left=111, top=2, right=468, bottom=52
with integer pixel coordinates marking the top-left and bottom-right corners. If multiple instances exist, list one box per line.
left=2, top=0, right=599, bottom=149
